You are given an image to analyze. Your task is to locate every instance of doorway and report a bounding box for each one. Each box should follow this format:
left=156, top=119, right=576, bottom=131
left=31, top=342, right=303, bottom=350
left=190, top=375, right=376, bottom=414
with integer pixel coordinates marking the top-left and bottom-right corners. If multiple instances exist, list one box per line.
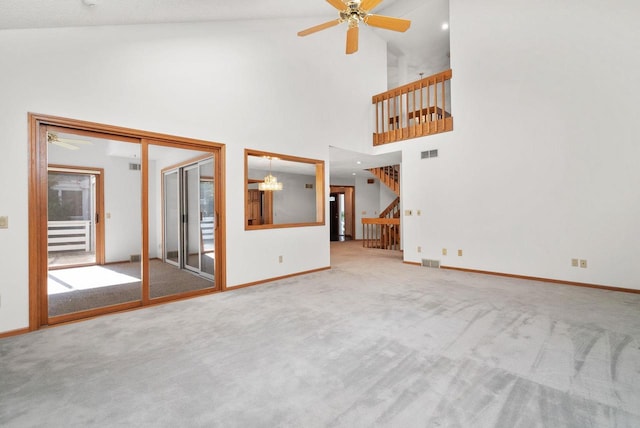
left=47, top=166, right=104, bottom=269
left=29, top=114, right=226, bottom=328
left=330, top=186, right=355, bottom=241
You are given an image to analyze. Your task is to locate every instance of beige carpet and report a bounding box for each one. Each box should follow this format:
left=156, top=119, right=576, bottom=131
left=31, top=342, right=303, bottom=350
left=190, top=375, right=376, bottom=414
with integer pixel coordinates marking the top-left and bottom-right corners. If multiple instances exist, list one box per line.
left=48, top=259, right=214, bottom=317
left=2, top=241, right=640, bottom=427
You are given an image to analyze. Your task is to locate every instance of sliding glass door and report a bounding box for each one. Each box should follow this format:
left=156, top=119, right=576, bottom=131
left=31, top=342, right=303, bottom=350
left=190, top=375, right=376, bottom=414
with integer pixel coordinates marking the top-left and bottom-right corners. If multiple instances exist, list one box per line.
left=30, top=114, right=225, bottom=329
left=162, top=158, right=214, bottom=280
left=46, top=131, right=142, bottom=321
left=152, top=146, right=216, bottom=299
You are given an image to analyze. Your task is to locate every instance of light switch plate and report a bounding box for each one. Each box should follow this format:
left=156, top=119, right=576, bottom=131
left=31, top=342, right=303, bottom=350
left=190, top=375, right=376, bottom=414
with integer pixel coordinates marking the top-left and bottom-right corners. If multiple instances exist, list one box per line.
left=0, top=216, right=8, bottom=229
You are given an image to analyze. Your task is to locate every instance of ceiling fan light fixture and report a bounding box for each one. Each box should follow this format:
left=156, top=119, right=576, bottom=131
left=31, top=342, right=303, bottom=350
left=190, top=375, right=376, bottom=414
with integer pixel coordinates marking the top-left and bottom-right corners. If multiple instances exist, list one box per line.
left=298, top=0, right=410, bottom=54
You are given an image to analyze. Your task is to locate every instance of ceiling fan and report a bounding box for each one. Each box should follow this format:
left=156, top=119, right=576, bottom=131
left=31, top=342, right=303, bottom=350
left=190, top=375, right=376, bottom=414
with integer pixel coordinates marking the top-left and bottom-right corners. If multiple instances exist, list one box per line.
left=298, top=0, right=411, bottom=55
left=47, top=133, right=92, bottom=150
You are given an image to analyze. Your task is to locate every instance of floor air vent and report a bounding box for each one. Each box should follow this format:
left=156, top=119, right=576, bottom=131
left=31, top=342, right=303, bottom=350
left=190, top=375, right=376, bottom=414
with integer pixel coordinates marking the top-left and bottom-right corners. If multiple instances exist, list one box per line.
left=421, top=259, right=440, bottom=268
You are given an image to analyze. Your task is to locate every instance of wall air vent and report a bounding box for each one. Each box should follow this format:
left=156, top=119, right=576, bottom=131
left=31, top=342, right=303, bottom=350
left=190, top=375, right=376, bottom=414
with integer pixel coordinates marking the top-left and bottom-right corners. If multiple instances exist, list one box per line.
left=421, top=149, right=438, bottom=159
left=130, top=254, right=141, bottom=263
left=129, top=163, right=141, bottom=171
left=421, top=259, right=441, bottom=268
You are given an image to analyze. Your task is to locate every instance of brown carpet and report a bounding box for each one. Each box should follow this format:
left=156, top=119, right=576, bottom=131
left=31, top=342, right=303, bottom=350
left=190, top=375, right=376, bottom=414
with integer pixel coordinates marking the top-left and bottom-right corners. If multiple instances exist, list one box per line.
left=48, top=260, right=214, bottom=317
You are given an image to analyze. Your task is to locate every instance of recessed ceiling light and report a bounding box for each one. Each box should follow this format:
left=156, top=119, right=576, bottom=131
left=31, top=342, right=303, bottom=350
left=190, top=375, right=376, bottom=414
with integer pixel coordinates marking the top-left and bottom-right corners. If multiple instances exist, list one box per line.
left=442, top=22, right=449, bottom=31
left=352, top=173, right=356, bottom=176
left=356, top=161, right=362, bottom=165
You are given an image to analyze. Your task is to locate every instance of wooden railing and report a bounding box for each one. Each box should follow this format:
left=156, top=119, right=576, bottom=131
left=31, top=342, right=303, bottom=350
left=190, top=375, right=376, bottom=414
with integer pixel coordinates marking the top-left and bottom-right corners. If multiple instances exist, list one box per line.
left=48, top=220, right=91, bottom=252
left=362, top=218, right=400, bottom=250
left=368, top=165, right=399, bottom=196
left=379, top=196, right=400, bottom=220
left=372, top=69, right=453, bottom=145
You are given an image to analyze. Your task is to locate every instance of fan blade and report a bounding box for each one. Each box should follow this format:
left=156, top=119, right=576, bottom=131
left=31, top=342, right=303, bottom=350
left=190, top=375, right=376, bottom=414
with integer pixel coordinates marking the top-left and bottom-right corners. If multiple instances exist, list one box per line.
left=359, top=0, right=383, bottom=12
left=346, top=25, right=359, bottom=55
left=326, top=0, right=346, bottom=11
left=364, top=14, right=411, bottom=32
left=298, top=19, right=341, bottom=37
left=52, top=140, right=80, bottom=150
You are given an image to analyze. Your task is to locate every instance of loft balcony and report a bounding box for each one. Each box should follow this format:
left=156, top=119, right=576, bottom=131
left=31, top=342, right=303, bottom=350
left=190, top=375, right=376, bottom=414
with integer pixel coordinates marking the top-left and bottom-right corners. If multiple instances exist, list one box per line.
left=372, top=69, right=453, bottom=145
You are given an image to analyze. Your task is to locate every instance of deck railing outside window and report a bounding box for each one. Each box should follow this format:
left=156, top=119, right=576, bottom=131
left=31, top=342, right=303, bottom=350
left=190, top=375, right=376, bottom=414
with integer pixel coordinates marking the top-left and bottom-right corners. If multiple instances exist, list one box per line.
left=48, top=220, right=91, bottom=252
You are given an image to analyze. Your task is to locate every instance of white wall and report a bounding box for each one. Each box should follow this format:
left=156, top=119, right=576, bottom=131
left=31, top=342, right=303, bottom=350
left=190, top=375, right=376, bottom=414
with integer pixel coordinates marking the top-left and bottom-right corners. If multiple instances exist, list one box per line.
left=271, top=172, right=318, bottom=224
left=395, top=0, right=640, bottom=289
left=0, top=19, right=387, bottom=333
left=379, top=180, right=397, bottom=212
left=354, top=175, right=382, bottom=240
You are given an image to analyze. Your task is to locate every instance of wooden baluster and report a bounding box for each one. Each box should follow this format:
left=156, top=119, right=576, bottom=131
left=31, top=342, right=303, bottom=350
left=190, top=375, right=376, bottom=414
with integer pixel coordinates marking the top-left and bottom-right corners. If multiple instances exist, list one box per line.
left=363, top=223, right=367, bottom=248
left=374, top=97, right=379, bottom=145
left=391, top=94, right=396, bottom=141
left=426, top=82, right=430, bottom=134
left=399, top=90, right=404, bottom=139
left=442, top=75, right=447, bottom=132
left=442, top=77, right=447, bottom=120
left=385, top=96, right=391, bottom=143
left=410, top=84, right=416, bottom=137
left=434, top=77, right=439, bottom=133
left=418, top=80, right=424, bottom=136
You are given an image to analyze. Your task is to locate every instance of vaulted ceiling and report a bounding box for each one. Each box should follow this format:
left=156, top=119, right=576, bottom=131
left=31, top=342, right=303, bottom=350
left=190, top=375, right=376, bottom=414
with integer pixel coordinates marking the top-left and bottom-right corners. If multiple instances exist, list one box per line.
left=2, top=0, right=449, bottom=177
left=0, top=0, right=449, bottom=87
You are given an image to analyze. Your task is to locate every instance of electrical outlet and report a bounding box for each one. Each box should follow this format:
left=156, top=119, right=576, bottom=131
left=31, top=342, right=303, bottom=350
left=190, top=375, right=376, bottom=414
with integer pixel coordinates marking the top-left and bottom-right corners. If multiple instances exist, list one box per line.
left=571, top=258, right=579, bottom=267
left=417, top=246, right=422, bottom=253
left=458, top=249, right=463, bottom=256
left=0, top=216, right=8, bottom=229
left=416, top=210, right=422, bottom=216
left=580, top=259, right=587, bottom=268
left=278, top=255, right=283, bottom=263
left=442, top=248, right=447, bottom=256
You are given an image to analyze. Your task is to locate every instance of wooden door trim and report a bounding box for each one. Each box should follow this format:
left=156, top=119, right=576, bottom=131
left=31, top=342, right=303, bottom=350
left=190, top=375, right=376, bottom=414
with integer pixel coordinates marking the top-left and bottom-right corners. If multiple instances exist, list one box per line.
left=28, top=113, right=227, bottom=330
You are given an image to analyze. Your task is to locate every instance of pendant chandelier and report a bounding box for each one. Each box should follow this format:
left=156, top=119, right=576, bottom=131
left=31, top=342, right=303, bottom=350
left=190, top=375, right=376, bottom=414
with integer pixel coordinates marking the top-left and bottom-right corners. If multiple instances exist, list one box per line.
left=258, top=157, right=283, bottom=191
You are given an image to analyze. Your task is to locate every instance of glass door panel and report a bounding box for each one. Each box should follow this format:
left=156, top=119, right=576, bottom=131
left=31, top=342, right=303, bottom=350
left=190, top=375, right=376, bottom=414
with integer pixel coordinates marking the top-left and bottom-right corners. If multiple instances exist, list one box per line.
left=148, top=144, right=215, bottom=299
left=47, top=132, right=142, bottom=319
left=164, top=171, right=180, bottom=265
left=184, top=164, right=201, bottom=273
left=199, top=159, right=215, bottom=278
left=47, top=171, right=97, bottom=268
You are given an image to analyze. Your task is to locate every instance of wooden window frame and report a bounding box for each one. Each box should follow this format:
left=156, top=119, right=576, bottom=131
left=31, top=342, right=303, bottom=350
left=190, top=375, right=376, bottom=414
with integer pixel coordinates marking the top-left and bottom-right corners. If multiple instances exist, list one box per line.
left=244, top=148, right=325, bottom=230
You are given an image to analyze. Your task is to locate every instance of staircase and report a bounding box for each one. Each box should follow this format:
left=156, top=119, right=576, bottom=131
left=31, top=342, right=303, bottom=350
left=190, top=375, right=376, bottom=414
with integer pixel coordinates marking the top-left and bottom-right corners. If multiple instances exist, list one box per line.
left=368, top=165, right=399, bottom=196
left=362, top=165, right=401, bottom=250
